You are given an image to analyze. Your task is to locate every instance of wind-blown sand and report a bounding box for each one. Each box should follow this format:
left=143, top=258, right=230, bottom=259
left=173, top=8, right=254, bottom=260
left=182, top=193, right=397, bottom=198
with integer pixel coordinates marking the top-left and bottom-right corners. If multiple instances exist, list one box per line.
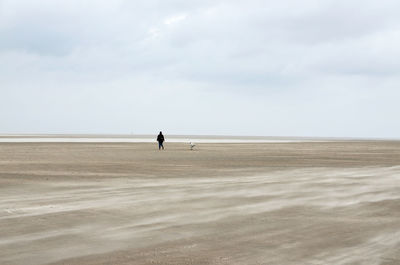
left=1, top=141, right=400, bottom=264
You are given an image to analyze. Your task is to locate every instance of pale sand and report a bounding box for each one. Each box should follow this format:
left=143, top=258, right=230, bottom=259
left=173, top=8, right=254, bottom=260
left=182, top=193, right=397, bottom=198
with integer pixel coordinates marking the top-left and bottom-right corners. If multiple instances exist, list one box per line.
left=1, top=141, right=400, bottom=265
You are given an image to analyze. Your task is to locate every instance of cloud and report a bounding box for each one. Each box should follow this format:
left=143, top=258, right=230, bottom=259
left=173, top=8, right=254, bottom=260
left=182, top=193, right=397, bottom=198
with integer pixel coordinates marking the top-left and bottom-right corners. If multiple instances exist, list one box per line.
left=164, top=14, right=187, bottom=25
left=1, top=0, right=400, bottom=137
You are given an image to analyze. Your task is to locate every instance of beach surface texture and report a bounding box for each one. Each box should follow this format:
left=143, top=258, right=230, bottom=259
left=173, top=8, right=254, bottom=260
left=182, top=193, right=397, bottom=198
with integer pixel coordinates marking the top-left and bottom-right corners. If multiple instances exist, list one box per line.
left=1, top=138, right=400, bottom=264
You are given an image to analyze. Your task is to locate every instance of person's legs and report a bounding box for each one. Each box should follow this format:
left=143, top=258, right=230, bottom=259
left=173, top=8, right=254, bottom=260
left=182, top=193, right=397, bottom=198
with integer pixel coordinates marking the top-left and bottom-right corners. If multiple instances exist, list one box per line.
left=158, top=142, right=161, bottom=150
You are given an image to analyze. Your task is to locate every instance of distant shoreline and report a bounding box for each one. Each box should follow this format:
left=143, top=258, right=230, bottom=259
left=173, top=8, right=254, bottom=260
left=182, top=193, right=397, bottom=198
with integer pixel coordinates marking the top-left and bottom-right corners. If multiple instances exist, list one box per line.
left=0, top=134, right=397, bottom=143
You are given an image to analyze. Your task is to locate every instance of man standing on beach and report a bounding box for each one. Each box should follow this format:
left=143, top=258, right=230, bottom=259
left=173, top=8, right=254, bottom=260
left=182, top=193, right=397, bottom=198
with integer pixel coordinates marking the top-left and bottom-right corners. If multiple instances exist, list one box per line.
left=157, top=131, right=165, bottom=150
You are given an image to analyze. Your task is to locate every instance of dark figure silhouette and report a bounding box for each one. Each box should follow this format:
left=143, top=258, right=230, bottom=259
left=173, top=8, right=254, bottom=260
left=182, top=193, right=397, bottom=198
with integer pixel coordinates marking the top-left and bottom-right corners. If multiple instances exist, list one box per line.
left=157, top=131, right=165, bottom=150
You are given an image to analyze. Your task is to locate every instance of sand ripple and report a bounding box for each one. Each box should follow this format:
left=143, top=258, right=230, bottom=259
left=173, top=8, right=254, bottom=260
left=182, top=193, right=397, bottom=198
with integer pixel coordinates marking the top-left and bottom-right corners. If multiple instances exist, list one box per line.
left=1, top=166, right=400, bottom=264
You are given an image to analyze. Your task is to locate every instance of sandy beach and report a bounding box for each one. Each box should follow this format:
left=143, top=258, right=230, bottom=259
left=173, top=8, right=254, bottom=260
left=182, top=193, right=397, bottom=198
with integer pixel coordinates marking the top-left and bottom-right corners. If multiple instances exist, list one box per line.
left=1, top=140, right=400, bottom=265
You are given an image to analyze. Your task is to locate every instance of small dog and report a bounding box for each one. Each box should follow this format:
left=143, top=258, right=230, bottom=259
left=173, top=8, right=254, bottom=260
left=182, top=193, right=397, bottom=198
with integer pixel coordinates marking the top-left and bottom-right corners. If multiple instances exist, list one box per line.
left=190, top=142, right=196, bottom=150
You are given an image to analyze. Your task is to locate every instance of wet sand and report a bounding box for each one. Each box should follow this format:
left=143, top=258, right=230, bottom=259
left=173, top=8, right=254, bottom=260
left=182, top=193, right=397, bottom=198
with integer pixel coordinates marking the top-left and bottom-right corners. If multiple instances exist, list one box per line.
left=1, top=141, right=400, bottom=264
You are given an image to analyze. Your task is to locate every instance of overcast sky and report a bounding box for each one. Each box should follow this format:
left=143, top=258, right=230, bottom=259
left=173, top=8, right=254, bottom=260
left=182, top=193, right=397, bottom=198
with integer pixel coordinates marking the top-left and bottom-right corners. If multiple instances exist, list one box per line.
left=1, top=0, right=400, bottom=137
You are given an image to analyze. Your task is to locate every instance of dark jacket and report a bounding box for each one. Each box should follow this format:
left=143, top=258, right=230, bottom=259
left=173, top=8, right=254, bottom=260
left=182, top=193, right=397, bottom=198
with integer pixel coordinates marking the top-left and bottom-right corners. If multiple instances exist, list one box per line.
left=157, top=134, right=164, bottom=143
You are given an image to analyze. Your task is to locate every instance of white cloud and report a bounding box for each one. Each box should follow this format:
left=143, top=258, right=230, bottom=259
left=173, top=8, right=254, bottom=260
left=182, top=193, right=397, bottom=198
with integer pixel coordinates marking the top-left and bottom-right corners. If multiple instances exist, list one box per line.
left=164, top=14, right=188, bottom=25
left=1, top=0, right=400, bottom=137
